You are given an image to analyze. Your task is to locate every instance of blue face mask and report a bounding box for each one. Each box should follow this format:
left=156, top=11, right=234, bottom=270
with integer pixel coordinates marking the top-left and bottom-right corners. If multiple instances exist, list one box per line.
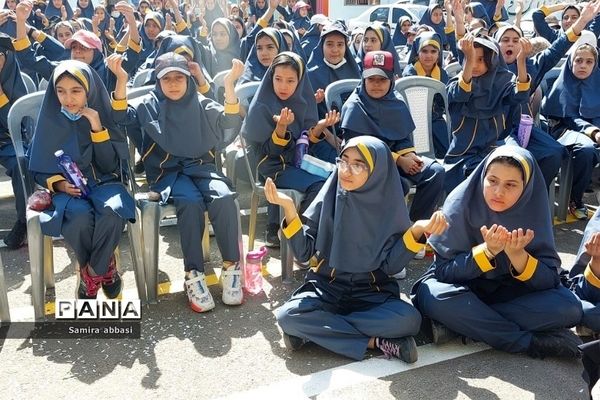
left=60, top=107, right=82, bottom=121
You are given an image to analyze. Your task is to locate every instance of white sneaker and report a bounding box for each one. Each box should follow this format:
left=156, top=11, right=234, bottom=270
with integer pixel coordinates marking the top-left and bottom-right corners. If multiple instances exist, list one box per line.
left=184, top=270, right=215, bottom=313
left=392, top=268, right=407, bottom=280
left=414, top=247, right=426, bottom=260
left=221, top=264, right=243, bottom=305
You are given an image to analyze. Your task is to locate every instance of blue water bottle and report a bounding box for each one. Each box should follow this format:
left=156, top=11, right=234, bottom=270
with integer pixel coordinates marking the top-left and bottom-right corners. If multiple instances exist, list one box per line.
left=55, top=150, right=90, bottom=199
left=294, top=131, right=309, bottom=168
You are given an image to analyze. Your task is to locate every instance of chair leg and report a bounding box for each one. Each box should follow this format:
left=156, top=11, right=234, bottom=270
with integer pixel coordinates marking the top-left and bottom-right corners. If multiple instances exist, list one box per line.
left=141, top=201, right=161, bottom=304
left=248, top=192, right=259, bottom=252
left=0, top=253, right=10, bottom=322
left=203, top=212, right=210, bottom=262
left=234, top=199, right=245, bottom=272
left=279, top=204, right=294, bottom=284
left=548, top=176, right=556, bottom=221
left=43, top=236, right=54, bottom=289
left=27, top=211, right=46, bottom=320
left=127, top=217, right=147, bottom=303
left=557, top=153, right=574, bottom=222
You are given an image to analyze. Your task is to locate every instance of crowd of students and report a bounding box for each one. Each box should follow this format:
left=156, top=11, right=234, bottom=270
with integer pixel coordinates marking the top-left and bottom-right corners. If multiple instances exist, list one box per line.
left=2, top=0, right=600, bottom=388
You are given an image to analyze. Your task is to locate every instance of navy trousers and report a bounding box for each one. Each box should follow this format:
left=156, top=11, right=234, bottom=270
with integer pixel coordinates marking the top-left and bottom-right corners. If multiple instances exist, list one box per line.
left=557, top=130, right=600, bottom=207
left=170, top=174, right=240, bottom=272
left=0, top=149, right=26, bottom=223
left=415, top=277, right=583, bottom=353
left=399, top=157, right=445, bottom=221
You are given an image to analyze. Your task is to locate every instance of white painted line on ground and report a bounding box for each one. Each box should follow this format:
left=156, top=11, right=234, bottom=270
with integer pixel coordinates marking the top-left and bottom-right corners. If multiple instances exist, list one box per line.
left=217, top=341, right=490, bottom=400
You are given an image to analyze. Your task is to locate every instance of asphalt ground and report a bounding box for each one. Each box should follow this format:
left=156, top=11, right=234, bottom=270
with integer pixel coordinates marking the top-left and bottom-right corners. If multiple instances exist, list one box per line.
left=0, top=169, right=599, bottom=400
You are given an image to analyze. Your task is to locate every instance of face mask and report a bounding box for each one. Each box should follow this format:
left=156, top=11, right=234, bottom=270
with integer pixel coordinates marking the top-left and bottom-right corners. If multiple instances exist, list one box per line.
left=111, top=11, right=121, bottom=18
left=60, top=107, right=82, bottom=121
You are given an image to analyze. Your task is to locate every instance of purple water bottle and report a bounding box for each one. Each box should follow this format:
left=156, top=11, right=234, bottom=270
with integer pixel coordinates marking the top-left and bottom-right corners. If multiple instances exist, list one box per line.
left=294, top=131, right=309, bottom=168
left=244, top=246, right=268, bottom=295
left=55, top=150, right=90, bottom=199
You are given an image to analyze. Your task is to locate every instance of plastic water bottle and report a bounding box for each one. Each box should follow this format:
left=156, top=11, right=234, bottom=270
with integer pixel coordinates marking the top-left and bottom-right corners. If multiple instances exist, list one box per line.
left=55, top=150, right=90, bottom=199
left=244, top=246, right=268, bottom=295
left=294, top=131, right=310, bottom=168
left=517, top=114, right=533, bottom=148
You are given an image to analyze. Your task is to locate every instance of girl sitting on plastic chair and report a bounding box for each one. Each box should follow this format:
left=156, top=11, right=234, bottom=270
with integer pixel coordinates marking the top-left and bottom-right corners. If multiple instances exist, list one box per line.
left=268, top=136, right=448, bottom=362
left=109, top=52, right=245, bottom=313
left=28, top=60, right=135, bottom=300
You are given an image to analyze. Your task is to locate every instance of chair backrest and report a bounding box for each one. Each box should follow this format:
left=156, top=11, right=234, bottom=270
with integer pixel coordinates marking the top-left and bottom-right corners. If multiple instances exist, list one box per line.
left=445, top=62, right=462, bottom=79
left=127, top=85, right=154, bottom=100
left=324, top=78, right=360, bottom=137
left=212, top=69, right=229, bottom=92
left=394, top=76, right=450, bottom=159
left=20, top=72, right=37, bottom=94
left=235, top=81, right=260, bottom=109
left=132, top=69, right=152, bottom=88
left=8, top=91, right=45, bottom=199
left=38, top=78, right=49, bottom=92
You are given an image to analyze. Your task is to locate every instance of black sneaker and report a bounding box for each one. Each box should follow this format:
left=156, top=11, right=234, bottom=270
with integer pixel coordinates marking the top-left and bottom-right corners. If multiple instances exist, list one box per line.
left=3, top=221, right=27, bottom=250
left=101, top=255, right=123, bottom=299
left=376, top=336, right=418, bottom=363
left=527, top=329, right=583, bottom=359
left=264, top=224, right=280, bottom=248
left=431, top=320, right=459, bottom=344
left=76, top=265, right=101, bottom=300
left=282, top=332, right=306, bottom=351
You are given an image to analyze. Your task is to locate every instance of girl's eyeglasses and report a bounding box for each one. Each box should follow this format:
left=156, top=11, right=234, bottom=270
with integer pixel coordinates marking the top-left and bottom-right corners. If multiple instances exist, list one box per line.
left=335, top=157, right=369, bottom=175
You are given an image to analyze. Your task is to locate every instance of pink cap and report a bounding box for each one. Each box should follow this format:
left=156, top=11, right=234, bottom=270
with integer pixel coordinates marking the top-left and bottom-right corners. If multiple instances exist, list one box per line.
left=293, top=1, right=311, bottom=12
left=64, top=30, right=103, bottom=52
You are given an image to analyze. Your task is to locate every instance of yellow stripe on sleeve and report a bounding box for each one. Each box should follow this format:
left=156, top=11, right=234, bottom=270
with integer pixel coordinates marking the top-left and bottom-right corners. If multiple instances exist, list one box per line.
left=403, top=230, right=425, bottom=254
left=585, top=264, right=600, bottom=289
left=472, top=244, right=495, bottom=273
left=91, top=129, right=110, bottom=143
left=512, top=255, right=538, bottom=281
left=282, top=216, right=302, bottom=239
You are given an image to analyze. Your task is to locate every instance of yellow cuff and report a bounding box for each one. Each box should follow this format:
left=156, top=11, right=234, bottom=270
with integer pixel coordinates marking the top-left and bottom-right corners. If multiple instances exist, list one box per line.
left=566, top=28, right=579, bottom=43
left=396, top=147, right=416, bottom=157
left=512, top=254, right=538, bottom=281
left=403, top=230, right=425, bottom=254
left=391, top=152, right=400, bottom=162
left=91, top=128, right=110, bottom=143
left=309, top=133, right=322, bottom=143
left=224, top=101, right=240, bottom=114
left=493, top=13, right=502, bottom=22
left=444, top=26, right=455, bottom=34
left=35, top=31, right=47, bottom=43
left=472, top=244, right=495, bottom=273
left=456, top=33, right=465, bottom=40
left=459, top=77, right=472, bottom=92
left=257, top=17, right=269, bottom=28
left=12, top=36, right=31, bottom=51
left=585, top=264, right=600, bottom=289
left=516, top=77, right=531, bottom=92
left=175, top=20, right=188, bottom=33
left=0, top=93, right=9, bottom=108
left=46, top=174, right=66, bottom=192
left=125, top=37, right=140, bottom=53
left=282, top=216, right=302, bottom=239
left=197, top=81, right=210, bottom=94
left=539, top=6, right=551, bottom=16
left=271, top=130, right=290, bottom=146
left=200, top=26, right=208, bottom=37
left=115, top=43, right=127, bottom=53
left=111, top=92, right=128, bottom=111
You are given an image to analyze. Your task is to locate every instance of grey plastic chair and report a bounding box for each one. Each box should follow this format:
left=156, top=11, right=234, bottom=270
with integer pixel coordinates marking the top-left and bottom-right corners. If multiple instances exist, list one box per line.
left=445, top=62, right=462, bottom=79
left=8, top=92, right=146, bottom=319
left=0, top=251, right=10, bottom=322
left=324, top=78, right=359, bottom=136
left=132, top=69, right=152, bottom=88
left=125, top=86, right=223, bottom=302
left=38, top=78, right=48, bottom=92
left=20, top=72, right=37, bottom=94
left=394, top=76, right=451, bottom=160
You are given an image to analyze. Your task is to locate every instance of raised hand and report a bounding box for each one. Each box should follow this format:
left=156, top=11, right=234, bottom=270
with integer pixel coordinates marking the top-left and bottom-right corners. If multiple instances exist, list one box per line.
left=503, top=228, right=534, bottom=254
left=264, top=177, right=294, bottom=208
left=517, top=37, right=532, bottom=61
left=423, top=210, right=449, bottom=236
left=273, top=107, right=295, bottom=127
left=73, top=8, right=81, bottom=19
left=60, top=5, right=67, bottom=20
left=115, top=1, right=136, bottom=24
left=480, top=224, right=509, bottom=256
left=459, top=34, right=476, bottom=60
left=317, top=110, right=340, bottom=128
left=15, top=0, right=32, bottom=22
left=225, top=58, right=244, bottom=84
left=107, top=53, right=128, bottom=82
left=78, top=107, right=102, bottom=132
left=314, top=88, right=325, bottom=103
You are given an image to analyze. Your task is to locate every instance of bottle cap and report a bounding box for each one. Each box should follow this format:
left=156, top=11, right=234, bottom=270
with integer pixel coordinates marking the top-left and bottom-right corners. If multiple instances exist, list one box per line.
left=54, top=149, right=64, bottom=157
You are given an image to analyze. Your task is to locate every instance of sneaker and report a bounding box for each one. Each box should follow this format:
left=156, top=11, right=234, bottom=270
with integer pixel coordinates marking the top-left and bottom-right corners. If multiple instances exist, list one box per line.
left=101, top=255, right=122, bottom=299
left=575, top=325, right=596, bottom=338
left=569, top=202, right=589, bottom=220
left=392, top=268, right=407, bottom=280
left=376, top=336, right=418, bottom=363
left=264, top=224, right=280, bottom=248
left=3, top=221, right=27, bottom=250
left=282, top=332, right=306, bottom=351
left=527, top=329, right=583, bottom=359
left=431, top=320, right=458, bottom=344
left=221, top=263, right=243, bottom=305
left=133, top=159, right=145, bottom=174
left=414, top=247, right=426, bottom=260
left=77, top=264, right=103, bottom=299
left=184, top=270, right=215, bottom=313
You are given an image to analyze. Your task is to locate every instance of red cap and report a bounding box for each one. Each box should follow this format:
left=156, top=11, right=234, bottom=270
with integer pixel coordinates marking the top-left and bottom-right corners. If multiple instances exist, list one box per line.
left=362, top=51, right=394, bottom=80
left=64, top=30, right=103, bottom=52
